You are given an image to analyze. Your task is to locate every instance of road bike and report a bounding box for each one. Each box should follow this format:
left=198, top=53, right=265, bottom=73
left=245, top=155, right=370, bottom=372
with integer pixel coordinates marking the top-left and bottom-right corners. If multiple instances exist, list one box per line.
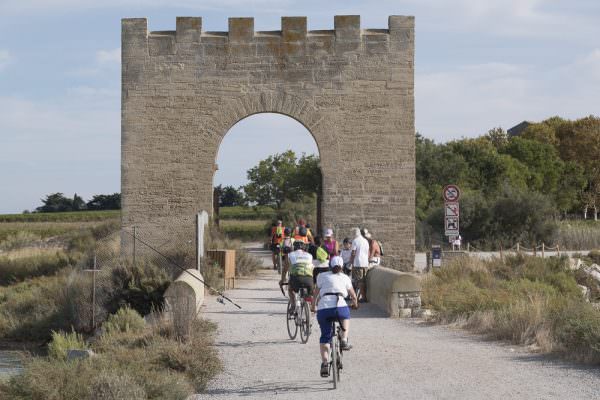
left=284, top=284, right=312, bottom=343
left=273, top=244, right=283, bottom=274
left=325, top=296, right=346, bottom=389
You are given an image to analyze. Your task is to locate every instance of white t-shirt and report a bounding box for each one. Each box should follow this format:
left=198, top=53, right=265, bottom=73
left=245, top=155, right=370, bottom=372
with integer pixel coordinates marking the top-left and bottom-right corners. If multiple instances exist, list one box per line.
left=351, top=235, right=369, bottom=268
left=340, top=248, right=352, bottom=265
left=316, top=271, right=352, bottom=310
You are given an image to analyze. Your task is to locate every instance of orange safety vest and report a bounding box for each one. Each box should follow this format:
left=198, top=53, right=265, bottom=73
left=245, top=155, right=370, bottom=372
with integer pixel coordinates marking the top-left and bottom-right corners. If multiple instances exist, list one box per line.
left=271, top=226, right=285, bottom=244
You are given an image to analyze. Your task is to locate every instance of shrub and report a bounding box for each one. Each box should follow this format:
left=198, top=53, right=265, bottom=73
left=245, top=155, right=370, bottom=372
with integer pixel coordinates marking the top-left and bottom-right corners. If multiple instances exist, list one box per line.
left=103, top=307, right=146, bottom=335
left=589, top=249, right=600, bottom=265
left=0, top=231, right=40, bottom=251
left=89, top=371, right=146, bottom=400
left=48, top=330, right=87, bottom=361
left=423, top=254, right=600, bottom=364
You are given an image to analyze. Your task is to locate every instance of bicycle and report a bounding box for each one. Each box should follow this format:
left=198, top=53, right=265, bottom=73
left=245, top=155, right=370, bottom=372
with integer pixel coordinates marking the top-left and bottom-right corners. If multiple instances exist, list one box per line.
left=283, top=284, right=312, bottom=343
left=323, top=293, right=346, bottom=389
left=272, top=244, right=283, bottom=274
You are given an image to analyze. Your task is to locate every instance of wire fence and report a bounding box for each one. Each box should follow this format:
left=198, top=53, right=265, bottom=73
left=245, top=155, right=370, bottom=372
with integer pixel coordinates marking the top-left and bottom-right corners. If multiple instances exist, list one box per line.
left=74, top=216, right=199, bottom=331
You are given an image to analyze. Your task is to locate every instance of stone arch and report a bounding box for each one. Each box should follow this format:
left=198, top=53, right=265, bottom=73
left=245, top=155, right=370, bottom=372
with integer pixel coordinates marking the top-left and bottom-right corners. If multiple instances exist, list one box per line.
left=121, top=15, right=416, bottom=270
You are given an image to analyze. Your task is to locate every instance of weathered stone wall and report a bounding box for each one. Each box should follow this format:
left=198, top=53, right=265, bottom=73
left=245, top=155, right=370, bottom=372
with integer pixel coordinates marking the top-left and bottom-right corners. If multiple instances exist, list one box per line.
left=121, top=15, right=415, bottom=270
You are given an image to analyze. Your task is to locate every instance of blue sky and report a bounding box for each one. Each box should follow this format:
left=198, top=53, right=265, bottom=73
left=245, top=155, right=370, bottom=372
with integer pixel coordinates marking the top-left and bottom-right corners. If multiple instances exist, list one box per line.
left=1, top=0, right=599, bottom=213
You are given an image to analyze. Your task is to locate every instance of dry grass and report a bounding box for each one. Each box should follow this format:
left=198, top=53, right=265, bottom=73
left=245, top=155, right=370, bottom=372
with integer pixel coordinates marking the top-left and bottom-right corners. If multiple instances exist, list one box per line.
left=0, top=313, right=221, bottom=400
left=556, top=221, right=600, bottom=250
left=423, top=254, right=600, bottom=364
left=0, top=247, right=65, bottom=260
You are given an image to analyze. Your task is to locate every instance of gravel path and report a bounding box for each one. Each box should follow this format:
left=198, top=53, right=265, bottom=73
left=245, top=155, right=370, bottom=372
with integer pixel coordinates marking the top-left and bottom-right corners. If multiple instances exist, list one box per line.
left=196, top=252, right=599, bottom=399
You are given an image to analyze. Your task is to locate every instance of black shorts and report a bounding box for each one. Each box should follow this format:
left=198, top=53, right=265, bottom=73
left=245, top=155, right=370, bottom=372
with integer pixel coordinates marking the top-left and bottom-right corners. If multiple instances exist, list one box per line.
left=289, top=275, right=313, bottom=295
left=270, top=243, right=281, bottom=254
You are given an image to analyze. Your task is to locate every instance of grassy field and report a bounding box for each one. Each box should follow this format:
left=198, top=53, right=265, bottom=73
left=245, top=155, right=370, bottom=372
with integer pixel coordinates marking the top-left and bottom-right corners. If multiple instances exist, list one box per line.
left=423, top=254, right=600, bottom=364
left=218, top=206, right=276, bottom=220
left=219, top=219, right=269, bottom=241
left=0, top=210, right=120, bottom=223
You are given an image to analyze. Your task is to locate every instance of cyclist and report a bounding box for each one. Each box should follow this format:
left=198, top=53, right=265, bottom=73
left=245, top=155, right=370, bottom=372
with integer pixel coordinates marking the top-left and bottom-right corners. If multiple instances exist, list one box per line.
left=279, top=227, right=294, bottom=285
left=313, top=255, right=358, bottom=377
left=294, top=219, right=314, bottom=244
left=310, top=236, right=330, bottom=284
left=287, top=240, right=314, bottom=312
left=293, top=224, right=310, bottom=244
left=270, top=220, right=285, bottom=270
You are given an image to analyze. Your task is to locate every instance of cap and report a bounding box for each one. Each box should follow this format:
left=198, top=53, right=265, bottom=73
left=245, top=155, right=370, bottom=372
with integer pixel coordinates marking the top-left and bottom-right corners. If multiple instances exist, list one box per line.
left=325, top=228, right=333, bottom=237
left=330, top=255, right=344, bottom=268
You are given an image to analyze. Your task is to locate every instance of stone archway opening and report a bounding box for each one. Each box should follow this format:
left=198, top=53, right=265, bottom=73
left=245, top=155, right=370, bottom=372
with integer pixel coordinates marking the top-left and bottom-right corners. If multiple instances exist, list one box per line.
left=213, top=112, right=323, bottom=237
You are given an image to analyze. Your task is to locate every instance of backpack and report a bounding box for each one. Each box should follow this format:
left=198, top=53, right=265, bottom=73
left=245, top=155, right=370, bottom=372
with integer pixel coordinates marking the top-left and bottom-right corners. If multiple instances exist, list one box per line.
left=377, top=240, right=384, bottom=256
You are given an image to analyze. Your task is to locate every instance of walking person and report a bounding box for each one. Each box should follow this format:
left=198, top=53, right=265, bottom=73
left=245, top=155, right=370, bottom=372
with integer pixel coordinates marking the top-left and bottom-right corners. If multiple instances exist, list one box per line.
left=349, top=227, right=370, bottom=302
left=365, top=231, right=381, bottom=267
left=322, top=228, right=339, bottom=258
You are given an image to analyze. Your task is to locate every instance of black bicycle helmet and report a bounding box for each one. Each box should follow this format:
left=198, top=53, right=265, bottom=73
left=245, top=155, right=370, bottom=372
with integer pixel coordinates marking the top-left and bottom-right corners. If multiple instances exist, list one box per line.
left=298, top=226, right=307, bottom=237
left=284, top=227, right=291, bottom=235
left=293, top=241, right=305, bottom=251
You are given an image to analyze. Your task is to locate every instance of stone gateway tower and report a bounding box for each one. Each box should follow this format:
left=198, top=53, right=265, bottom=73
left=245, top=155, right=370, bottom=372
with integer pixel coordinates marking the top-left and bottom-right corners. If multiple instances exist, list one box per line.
left=121, top=15, right=415, bottom=270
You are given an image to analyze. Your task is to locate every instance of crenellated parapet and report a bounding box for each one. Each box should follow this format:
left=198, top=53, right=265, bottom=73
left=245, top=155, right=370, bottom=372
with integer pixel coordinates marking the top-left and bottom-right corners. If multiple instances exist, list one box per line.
left=122, top=15, right=414, bottom=58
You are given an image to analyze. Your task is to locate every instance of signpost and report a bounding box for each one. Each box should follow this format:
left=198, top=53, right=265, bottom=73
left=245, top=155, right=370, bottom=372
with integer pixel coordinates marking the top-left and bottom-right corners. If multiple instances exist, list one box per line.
left=443, top=185, right=461, bottom=239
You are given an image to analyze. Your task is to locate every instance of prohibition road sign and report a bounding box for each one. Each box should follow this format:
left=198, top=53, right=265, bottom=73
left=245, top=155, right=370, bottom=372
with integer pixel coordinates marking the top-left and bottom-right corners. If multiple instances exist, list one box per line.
left=443, top=185, right=461, bottom=202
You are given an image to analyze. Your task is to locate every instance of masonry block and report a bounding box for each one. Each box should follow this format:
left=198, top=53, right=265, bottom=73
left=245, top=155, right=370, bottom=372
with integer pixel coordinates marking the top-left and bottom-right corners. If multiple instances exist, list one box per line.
left=228, top=17, right=254, bottom=42
left=176, top=17, right=202, bottom=43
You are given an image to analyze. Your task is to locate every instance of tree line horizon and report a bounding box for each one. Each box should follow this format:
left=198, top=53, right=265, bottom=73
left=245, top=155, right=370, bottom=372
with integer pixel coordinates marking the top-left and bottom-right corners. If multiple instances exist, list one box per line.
left=26, top=114, right=599, bottom=246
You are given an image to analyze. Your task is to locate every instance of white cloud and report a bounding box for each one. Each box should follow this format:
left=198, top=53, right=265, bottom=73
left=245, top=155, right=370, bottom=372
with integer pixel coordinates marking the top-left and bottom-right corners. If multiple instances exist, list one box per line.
left=416, top=49, right=600, bottom=141
left=96, top=48, right=120, bottom=65
left=0, top=50, right=13, bottom=71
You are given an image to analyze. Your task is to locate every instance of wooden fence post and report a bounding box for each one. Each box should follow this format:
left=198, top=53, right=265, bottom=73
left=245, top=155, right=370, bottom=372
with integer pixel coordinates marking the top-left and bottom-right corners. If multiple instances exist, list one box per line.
left=542, top=242, right=545, bottom=258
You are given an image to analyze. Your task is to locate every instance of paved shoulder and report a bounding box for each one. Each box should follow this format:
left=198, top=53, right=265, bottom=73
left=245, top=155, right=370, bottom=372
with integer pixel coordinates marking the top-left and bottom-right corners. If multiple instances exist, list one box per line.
left=196, top=270, right=599, bottom=399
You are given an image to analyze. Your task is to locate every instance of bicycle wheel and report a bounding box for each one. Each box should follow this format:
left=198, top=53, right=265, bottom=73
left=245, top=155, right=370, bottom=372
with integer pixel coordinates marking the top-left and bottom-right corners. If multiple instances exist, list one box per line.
left=337, top=332, right=343, bottom=380
left=286, top=300, right=298, bottom=340
left=277, top=251, right=283, bottom=275
left=299, top=300, right=311, bottom=344
left=331, top=335, right=338, bottom=389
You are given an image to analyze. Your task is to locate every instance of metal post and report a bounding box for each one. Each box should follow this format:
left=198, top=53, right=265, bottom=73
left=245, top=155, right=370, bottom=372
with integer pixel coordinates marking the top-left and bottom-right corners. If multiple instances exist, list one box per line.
left=92, top=253, right=97, bottom=329
left=557, top=244, right=561, bottom=257
left=467, top=242, right=470, bottom=252
left=500, top=243, right=503, bottom=261
left=133, top=226, right=137, bottom=265
left=516, top=242, right=520, bottom=253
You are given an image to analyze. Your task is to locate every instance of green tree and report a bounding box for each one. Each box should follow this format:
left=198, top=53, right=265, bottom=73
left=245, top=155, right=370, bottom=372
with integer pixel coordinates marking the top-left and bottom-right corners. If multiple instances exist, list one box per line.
left=485, top=127, right=508, bottom=150
left=557, top=116, right=600, bottom=219
left=86, top=193, right=121, bottom=210
left=501, top=137, right=564, bottom=194
left=217, top=185, right=247, bottom=207
left=72, top=193, right=86, bottom=211
left=36, top=193, right=73, bottom=212
left=244, top=150, right=321, bottom=208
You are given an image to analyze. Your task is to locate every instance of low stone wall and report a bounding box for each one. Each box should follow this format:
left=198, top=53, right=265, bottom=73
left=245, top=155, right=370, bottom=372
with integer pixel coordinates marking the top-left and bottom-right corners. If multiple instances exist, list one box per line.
left=164, top=269, right=205, bottom=336
left=367, top=266, right=421, bottom=317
